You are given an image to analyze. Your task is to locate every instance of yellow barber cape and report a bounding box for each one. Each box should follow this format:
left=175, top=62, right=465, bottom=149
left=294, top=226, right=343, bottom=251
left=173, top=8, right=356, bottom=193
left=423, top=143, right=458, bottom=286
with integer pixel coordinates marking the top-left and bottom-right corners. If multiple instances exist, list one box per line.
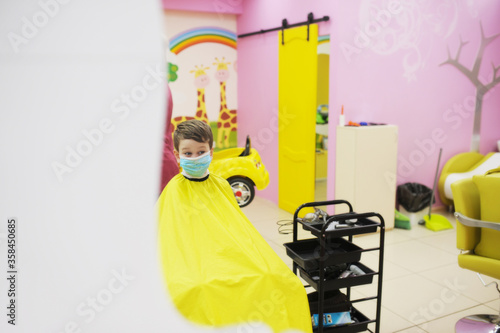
left=157, top=173, right=312, bottom=332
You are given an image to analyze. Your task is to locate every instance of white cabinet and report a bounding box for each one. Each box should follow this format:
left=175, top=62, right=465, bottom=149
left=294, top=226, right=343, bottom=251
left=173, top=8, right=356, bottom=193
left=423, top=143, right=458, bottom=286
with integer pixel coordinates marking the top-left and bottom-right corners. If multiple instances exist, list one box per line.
left=335, top=125, right=398, bottom=229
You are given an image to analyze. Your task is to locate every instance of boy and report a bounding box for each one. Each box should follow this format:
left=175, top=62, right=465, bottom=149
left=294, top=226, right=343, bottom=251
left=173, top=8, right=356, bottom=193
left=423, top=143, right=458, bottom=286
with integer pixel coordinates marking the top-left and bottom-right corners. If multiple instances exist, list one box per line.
left=157, top=119, right=312, bottom=332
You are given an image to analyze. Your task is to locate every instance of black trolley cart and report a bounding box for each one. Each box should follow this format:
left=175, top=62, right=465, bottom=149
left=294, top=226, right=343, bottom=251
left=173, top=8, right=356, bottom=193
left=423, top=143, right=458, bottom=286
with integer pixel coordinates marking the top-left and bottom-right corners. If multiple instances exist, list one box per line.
left=284, top=200, right=385, bottom=333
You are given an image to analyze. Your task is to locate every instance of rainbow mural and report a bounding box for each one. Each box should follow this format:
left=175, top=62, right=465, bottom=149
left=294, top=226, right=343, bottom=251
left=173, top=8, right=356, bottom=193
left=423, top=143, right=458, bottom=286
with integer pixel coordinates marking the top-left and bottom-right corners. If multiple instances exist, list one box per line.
left=169, top=26, right=237, bottom=55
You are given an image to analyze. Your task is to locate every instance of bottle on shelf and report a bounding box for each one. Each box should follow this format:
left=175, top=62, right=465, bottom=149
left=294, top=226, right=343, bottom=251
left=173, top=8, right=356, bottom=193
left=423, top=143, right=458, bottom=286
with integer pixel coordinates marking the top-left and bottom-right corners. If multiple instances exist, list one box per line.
left=339, top=105, right=345, bottom=127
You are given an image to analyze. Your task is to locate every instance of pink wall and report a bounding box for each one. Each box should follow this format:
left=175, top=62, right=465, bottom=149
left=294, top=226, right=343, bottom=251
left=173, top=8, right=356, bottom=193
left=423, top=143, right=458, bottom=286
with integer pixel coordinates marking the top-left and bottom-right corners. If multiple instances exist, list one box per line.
left=236, top=31, right=280, bottom=201
left=237, top=0, right=500, bottom=206
left=163, top=0, right=243, bottom=14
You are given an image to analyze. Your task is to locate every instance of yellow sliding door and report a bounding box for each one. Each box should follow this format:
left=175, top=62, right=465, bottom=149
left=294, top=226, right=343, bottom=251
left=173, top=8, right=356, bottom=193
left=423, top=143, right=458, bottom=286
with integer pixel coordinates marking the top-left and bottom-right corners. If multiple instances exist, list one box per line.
left=278, top=24, right=318, bottom=215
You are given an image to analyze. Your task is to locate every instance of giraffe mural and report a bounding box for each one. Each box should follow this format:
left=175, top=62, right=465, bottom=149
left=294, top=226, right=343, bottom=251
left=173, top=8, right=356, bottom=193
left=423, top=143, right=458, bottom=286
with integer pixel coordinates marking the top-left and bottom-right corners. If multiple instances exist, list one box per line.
left=171, top=65, right=210, bottom=132
left=213, top=57, right=237, bottom=149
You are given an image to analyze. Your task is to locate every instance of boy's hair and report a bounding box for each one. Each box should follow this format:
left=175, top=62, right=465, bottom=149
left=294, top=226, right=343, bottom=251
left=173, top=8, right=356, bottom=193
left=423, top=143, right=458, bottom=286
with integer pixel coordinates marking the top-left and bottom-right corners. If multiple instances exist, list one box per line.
left=174, top=119, right=213, bottom=151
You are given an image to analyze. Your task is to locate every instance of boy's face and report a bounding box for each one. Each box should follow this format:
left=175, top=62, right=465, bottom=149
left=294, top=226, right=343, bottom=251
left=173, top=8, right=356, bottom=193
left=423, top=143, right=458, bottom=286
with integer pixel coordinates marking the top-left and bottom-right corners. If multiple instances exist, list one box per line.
left=174, top=139, right=213, bottom=163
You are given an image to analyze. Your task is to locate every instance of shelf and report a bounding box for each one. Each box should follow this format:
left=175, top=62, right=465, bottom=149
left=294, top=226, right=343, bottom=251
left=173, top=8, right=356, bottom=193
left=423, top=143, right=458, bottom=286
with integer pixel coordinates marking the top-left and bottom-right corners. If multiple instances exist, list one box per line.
left=289, top=201, right=385, bottom=333
left=313, top=307, right=371, bottom=333
left=298, top=262, right=376, bottom=290
left=300, top=215, right=380, bottom=238
left=335, top=125, right=398, bottom=230
left=284, top=238, right=363, bottom=271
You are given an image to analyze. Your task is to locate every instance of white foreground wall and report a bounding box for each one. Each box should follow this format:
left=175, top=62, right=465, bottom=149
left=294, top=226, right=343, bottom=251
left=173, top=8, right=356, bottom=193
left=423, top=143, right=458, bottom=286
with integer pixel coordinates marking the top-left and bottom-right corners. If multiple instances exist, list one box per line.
left=0, top=1, right=275, bottom=332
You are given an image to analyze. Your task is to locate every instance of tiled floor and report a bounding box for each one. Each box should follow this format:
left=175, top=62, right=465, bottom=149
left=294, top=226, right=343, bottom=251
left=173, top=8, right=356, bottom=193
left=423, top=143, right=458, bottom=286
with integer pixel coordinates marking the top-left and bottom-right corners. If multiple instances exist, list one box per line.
left=241, top=196, right=500, bottom=333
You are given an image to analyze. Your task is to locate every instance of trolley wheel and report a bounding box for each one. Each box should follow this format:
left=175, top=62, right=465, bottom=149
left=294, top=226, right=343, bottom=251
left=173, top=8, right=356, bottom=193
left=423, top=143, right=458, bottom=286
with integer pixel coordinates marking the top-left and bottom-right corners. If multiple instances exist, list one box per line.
left=228, top=177, right=255, bottom=208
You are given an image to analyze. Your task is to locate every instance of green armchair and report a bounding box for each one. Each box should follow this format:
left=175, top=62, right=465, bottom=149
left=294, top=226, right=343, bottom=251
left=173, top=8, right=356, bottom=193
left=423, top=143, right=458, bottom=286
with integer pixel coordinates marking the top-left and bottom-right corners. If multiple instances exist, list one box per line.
left=451, top=167, right=500, bottom=332
left=439, top=152, right=498, bottom=207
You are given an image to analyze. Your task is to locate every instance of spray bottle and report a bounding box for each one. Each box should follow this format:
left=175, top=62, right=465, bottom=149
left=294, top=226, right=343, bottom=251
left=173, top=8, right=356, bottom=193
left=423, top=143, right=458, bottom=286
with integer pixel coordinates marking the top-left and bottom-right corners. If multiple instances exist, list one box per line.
left=339, top=105, right=345, bottom=126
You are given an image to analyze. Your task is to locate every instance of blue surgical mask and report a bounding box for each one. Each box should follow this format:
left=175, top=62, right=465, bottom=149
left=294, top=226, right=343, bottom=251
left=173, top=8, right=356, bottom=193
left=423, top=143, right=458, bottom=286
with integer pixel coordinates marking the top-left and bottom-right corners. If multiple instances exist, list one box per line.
left=180, top=152, right=212, bottom=178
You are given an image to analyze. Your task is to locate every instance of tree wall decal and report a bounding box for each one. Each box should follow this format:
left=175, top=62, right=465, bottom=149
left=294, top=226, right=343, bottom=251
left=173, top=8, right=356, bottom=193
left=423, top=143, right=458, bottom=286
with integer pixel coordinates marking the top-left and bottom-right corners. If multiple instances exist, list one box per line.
left=440, top=22, right=500, bottom=152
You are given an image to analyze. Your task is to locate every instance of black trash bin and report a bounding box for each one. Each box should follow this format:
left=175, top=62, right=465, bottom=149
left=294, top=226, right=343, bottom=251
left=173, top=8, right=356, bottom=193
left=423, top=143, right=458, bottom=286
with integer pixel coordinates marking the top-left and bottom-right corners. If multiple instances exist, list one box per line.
left=396, top=182, right=433, bottom=213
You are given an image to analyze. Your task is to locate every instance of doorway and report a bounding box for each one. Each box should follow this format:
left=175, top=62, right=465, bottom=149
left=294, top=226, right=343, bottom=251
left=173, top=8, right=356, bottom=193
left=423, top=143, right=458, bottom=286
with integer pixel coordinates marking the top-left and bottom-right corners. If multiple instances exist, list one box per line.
left=315, top=39, right=330, bottom=203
